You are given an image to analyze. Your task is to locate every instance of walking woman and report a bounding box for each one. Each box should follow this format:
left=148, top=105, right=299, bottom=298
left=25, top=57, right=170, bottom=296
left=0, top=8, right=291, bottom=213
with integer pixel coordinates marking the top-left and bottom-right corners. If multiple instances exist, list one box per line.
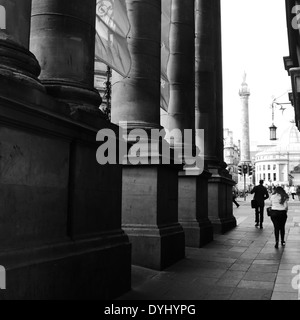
left=269, top=186, right=289, bottom=249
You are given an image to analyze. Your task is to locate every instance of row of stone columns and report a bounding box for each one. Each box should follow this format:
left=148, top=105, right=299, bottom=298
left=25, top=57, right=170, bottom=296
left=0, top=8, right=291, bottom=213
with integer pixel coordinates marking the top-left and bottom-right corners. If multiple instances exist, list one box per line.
left=0, top=0, right=236, bottom=274
left=110, top=0, right=236, bottom=269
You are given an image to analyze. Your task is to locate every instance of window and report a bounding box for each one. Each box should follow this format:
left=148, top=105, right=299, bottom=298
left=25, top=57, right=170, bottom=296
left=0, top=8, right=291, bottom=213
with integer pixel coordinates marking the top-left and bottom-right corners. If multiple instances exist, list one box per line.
left=263, top=165, right=265, bottom=171
left=268, top=173, right=271, bottom=181
left=0, top=5, right=6, bottom=29
left=273, top=173, right=277, bottom=181
left=268, top=165, right=271, bottom=171
left=273, top=164, right=276, bottom=171
left=263, top=174, right=266, bottom=180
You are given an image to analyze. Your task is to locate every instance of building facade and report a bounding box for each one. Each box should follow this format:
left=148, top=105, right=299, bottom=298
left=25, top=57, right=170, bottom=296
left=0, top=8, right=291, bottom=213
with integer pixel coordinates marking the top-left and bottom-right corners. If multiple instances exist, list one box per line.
left=284, top=1, right=300, bottom=130
left=224, top=129, right=241, bottom=184
left=254, top=123, right=300, bottom=187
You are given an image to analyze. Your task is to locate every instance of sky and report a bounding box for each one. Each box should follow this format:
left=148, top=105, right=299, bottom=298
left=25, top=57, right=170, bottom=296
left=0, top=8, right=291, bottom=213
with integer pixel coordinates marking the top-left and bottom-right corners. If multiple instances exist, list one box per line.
left=221, top=0, right=293, bottom=149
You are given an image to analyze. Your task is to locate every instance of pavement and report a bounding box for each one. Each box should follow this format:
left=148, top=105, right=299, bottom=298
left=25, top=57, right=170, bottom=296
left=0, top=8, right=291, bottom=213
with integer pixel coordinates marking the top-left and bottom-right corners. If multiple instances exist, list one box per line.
left=118, top=197, right=300, bottom=300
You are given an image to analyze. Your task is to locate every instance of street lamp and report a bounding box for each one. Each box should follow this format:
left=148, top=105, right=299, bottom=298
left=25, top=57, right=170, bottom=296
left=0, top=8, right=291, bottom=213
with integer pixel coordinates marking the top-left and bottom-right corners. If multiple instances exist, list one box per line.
left=269, top=124, right=277, bottom=141
left=269, top=98, right=292, bottom=141
left=269, top=99, right=278, bottom=140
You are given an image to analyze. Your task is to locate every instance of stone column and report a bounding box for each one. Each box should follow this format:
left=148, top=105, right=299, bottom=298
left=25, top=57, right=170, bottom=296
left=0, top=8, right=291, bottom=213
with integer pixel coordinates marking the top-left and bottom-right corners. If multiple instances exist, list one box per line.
left=0, top=0, right=43, bottom=91
left=111, top=0, right=185, bottom=271
left=195, top=0, right=236, bottom=234
left=111, top=1, right=161, bottom=131
left=161, top=0, right=213, bottom=247
left=30, top=0, right=101, bottom=112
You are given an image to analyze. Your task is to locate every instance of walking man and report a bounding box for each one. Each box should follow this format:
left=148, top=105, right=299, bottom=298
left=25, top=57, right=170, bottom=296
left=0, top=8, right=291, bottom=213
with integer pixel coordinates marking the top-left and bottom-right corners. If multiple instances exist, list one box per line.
left=232, top=185, right=240, bottom=208
left=251, top=180, right=269, bottom=229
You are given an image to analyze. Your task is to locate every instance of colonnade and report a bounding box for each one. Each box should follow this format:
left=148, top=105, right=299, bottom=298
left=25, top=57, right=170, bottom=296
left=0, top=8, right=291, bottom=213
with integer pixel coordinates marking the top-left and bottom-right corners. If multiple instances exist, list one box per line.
left=0, top=0, right=236, bottom=299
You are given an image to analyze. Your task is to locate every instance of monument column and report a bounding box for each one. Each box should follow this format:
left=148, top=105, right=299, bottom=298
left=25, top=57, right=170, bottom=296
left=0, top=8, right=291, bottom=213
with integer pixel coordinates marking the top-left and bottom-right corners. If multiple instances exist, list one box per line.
left=0, top=0, right=43, bottom=90
left=161, top=0, right=213, bottom=247
left=239, top=74, right=251, bottom=163
left=111, top=0, right=185, bottom=270
left=195, top=0, right=236, bottom=234
left=30, top=0, right=102, bottom=112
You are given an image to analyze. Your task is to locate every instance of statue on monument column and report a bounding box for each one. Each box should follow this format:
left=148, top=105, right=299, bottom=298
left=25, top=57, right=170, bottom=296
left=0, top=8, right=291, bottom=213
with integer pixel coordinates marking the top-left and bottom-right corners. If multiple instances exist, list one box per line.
left=242, top=71, right=247, bottom=84
left=0, top=5, right=6, bottom=29
left=243, top=71, right=247, bottom=83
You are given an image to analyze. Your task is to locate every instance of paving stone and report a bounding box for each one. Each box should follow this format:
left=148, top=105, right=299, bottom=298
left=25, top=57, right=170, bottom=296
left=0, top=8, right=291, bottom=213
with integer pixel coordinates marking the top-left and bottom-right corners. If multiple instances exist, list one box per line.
left=275, top=275, right=295, bottom=284
left=273, top=283, right=299, bottom=293
left=243, top=272, right=277, bottom=282
left=229, top=263, right=251, bottom=272
left=216, top=278, right=242, bottom=288
left=271, top=292, right=299, bottom=300
left=238, top=280, right=275, bottom=290
left=248, top=264, right=279, bottom=273
left=252, top=260, right=280, bottom=265
left=230, top=288, right=273, bottom=300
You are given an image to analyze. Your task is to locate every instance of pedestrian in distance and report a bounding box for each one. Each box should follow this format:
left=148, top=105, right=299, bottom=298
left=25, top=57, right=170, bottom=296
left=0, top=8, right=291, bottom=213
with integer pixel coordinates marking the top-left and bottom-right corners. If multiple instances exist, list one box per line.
left=296, top=185, right=300, bottom=201
left=232, top=185, right=240, bottom=208
left=269, top=186, right=289, bottom=249
left=290, top=185, right=296, bottom=200
left=250, top=180, right=269, bottom=229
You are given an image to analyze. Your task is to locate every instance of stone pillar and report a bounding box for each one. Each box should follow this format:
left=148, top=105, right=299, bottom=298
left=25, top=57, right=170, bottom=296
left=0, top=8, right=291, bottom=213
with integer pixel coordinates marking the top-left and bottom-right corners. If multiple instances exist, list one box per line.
left=1, top=0, right=131, bottom=300
left=111, top=0, right=185, bottom=271
left=111, top=1, right=161, bottom=131
left=0, top=0, right=43, bottom=91
left=162, top=0, right=195, bottom=148
left=30, top=0, right=101, bottom=112
left=161, top=0, right=213, bottom=247
left=195, top=0, right=236, bottom=234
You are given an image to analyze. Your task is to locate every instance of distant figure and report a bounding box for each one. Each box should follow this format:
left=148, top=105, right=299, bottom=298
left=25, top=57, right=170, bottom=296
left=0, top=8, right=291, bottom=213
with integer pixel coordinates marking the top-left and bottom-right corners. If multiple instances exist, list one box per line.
left=296, top=185, right=300, bottom=201
left=290, top=185, right=296, bottom=200
left=250, top=180, right=269, bottom=229
left=284, top=185, right=290, bottom=196
left=269, top=186, right=289, bottom=249
left=232, top=186, right=240, bottom=208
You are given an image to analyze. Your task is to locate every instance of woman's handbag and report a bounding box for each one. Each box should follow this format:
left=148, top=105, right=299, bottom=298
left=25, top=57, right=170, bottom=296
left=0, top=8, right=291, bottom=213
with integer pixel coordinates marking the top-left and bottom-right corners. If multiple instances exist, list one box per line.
left=251, top=199, right=258, bottom=209
left=267, top=207, right=272, bottom=216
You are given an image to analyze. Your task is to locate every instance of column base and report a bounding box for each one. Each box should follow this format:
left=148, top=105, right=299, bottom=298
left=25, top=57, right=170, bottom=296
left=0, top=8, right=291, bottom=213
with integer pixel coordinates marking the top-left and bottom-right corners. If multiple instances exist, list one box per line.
left=122, top=165, right=185, bottom=271
left=0, top=84, right=131, bottom=299
left=124, top=224, right=185, bottom=271
left=209, top=217, right=237, bottom=234
left=0, top=38, right=44, bottom=92
left=180, top=220, right=213, bottom=248
left=208, top=169, right=237, bottom=234
left=178, top=171, right=214, bottom=247
left=41, top=80, right=103, bottom=114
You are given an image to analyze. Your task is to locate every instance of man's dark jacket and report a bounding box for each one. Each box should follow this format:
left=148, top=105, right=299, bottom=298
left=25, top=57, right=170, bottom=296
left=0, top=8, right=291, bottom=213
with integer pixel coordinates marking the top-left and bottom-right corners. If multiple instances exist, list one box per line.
left=251, top=185, right=269, bottom=206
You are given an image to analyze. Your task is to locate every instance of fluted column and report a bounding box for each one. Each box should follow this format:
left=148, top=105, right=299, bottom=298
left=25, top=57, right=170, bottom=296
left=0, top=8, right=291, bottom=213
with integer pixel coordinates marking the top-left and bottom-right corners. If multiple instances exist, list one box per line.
left=111, top=0, right=185, bottom=270
left=0, top=0, right=43, bottom=90
left=30, top=0, right=101, bottom=112
left=111, top=0, right=161, bottom=131
left=160, top=0, right=213, bottom=247
left=161, top=0, right=195, bottom=148
left=195, top=0, right=236, bottom=234
left=195, top=0, right=217, bottom=164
